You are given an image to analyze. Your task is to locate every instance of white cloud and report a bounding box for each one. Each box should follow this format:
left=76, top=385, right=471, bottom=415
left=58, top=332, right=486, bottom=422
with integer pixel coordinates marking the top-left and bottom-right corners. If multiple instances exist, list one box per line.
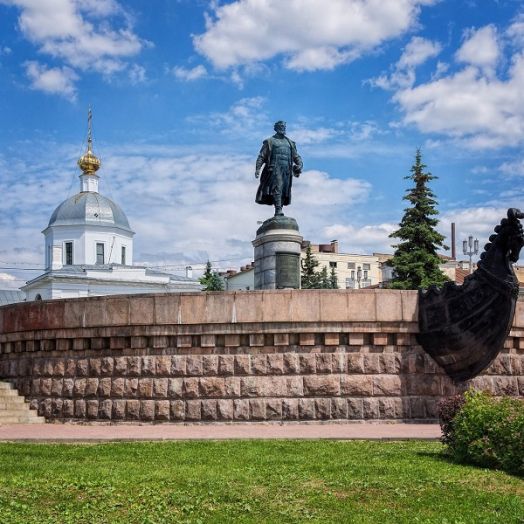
left=290, top=127, right=340, bottom=145
left=3, top=0, right=148, bottom=93
left=75, top=0, right=123, bottom=18
left=194, top=0, right=437, bottom=71
left=499, top=158, right=524, bottom=177
left=128, top=63, right=146, bottom=84
left=294, top=170, right=370, bottom=207
left=399, top=36, right=442, bottom=69
left=285, top=47, right=359, bottom=72
left=172, top=64, right=208, bottom=81
left=383, top=23, right=524, bottom=149
left=455, top=25, right=500, bottom=73
left=0, top=273, right=21, bottom=290
left=323, top=223, right=397, bottom=254
left=24, top=61, right=78, bottom=100
left=369, top=36, right=441, bottom=90
left=187, top=97, right=385, bottom=160
left=507, top=14, right=524, bottom=48
left=188, top=96, right=271, bottom=139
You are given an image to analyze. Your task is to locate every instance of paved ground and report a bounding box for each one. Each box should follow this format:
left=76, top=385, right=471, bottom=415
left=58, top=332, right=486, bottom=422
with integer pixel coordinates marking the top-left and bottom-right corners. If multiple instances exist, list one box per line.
left=0, top=422, right=441, bottom=442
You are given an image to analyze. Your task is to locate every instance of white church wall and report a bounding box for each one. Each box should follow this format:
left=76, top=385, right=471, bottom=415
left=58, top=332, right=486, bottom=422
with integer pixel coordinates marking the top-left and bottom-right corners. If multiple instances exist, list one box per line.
left=45, top=225, right=133, bottom=267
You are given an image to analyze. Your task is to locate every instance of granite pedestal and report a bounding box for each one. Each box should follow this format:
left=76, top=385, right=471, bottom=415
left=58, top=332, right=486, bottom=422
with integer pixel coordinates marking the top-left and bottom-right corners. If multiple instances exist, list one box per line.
left=252, top=216, right=303, bottom=290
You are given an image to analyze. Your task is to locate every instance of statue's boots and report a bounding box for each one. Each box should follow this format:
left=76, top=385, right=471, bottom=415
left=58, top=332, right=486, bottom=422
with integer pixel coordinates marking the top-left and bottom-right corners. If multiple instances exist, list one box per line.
left=274, top=196, right=284, bottom=216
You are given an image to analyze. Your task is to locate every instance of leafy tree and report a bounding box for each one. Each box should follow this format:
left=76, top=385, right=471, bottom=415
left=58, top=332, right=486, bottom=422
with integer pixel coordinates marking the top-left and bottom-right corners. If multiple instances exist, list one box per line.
left=199, top=261, right=224, bottom=291
left=388, top=149, right=449, bottom=290
left=301, top=245, right=321, bottom=289
left=329, top=266, right=338, bottom=289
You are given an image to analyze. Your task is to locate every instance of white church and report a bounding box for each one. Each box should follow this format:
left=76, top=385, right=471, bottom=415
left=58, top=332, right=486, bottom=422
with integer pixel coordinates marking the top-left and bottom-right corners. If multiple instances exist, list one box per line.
left=22, top=112, right=201, bottom=300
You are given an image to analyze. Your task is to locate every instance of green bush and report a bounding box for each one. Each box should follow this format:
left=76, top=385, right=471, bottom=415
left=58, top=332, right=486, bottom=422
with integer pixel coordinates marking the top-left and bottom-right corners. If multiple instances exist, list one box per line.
left=442, top=390, right=524, bottom=476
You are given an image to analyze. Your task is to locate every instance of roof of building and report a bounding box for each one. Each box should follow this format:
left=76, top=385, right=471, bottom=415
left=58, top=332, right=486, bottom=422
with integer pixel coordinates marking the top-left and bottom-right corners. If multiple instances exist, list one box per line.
left=454, top=267, right=470, bottom=285
left=47, top=192, right=133, bottom=233
left=23, top=264, right=199, bottom=287
left=0, top=289, right=25, bottom=305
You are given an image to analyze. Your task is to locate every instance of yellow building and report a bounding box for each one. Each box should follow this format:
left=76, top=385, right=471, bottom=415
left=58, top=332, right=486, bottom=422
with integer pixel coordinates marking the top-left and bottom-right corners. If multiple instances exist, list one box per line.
left=222, top=241, right=395, bottom=290
left=301, top=240, right=386, bottom=289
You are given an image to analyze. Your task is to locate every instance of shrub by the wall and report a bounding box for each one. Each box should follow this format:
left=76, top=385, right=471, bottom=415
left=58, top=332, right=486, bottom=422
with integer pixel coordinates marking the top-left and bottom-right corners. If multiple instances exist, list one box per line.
left=440, top=390, right=523, bottom=476
left=437, top=393, right=465, bottom=446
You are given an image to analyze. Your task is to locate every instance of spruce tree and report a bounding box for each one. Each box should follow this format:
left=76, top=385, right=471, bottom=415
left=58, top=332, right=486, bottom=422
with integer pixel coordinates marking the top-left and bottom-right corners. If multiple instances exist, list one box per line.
left=301, top=245, right=320, bottom=289
left=329, top=266, right=338, bottom=289
left=319, top=266, right=331, bottom=289
left=199, top=261, right=224, bottom=291
left=388, top=149, right=448, bottom=290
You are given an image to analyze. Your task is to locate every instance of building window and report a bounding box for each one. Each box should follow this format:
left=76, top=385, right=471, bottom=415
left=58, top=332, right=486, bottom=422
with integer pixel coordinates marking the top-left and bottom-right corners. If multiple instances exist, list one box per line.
left=35, top=294, right=42, bottom=301
left=347, top=262, right=355, bottom=269
left=351, top=270, right=355, bottom=279
left=96, top=243, right=105, bottom=265
left=121, top=246, right=126, bottom=265
left=364, top=270, right=368, bottom=280
left=329, top=261, right=337, bottom=268
left=345, top=278, right=355, bottom=289
left=64, top=242, right=73, bottom=265
left=363, top=263, right=371, bottom=270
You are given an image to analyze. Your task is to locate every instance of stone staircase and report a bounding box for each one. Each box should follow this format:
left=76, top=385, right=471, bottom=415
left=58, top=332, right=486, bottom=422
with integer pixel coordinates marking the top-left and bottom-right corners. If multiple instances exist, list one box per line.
left=0, top=381, right=45, bottom=424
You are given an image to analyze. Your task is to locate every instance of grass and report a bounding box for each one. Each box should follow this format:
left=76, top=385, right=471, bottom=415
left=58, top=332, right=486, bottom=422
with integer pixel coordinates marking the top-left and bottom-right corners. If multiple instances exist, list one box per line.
left=0, top=440, right=522, bottom=523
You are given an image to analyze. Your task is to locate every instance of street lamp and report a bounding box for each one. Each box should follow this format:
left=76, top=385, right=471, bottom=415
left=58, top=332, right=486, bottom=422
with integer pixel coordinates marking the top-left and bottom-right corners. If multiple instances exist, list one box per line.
left=463, top=235, right=479, bottom=274
left=356, top=266, right=362, bottom=289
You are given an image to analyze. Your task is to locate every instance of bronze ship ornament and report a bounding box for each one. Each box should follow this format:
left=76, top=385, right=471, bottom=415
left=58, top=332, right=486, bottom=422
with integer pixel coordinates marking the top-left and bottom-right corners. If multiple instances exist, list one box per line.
left=417, top=208, right=524, bottom=382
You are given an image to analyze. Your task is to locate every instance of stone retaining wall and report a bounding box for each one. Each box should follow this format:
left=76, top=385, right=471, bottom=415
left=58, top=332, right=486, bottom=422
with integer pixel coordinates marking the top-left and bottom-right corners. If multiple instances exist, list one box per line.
left=0, top=290, right=522, bottom=422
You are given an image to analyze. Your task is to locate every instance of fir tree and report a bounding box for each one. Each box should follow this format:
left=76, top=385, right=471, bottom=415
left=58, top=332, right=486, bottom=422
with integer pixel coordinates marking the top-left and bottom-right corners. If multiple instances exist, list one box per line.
left=388, top=149, right=448, bottom=290
left=301, top=245, right=320, bottom=289
left=319, top=266, right=331, bottom=289
left=199, top=261, right=224, bottom=291
left=329, top=266, right=338, bottom=289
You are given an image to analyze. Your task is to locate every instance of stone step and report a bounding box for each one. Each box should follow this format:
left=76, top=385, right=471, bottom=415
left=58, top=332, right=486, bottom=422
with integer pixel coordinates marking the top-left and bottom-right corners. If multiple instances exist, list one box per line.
left=0, top=399, right=28, bottom=409
left=0, top=390, right=23, bottom=398
left=0, top=416, right=45, bottom=424
left=0, top=381, right=46, bottom=424
left=0, top=408, right=41, bottom=417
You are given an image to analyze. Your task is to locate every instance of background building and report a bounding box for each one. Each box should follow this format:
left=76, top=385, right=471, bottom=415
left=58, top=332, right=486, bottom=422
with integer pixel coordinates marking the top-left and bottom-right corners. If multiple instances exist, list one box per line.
left=303, top=240, right=383, bottom=289
left=221, top=241, right=393, bottom=290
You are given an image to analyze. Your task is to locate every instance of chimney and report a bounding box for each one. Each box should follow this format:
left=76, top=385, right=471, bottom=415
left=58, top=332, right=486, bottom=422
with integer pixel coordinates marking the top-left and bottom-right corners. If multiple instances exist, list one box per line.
left=451, top=223, right=456, bottom=260
left=185, top=265, right=193, bottom=279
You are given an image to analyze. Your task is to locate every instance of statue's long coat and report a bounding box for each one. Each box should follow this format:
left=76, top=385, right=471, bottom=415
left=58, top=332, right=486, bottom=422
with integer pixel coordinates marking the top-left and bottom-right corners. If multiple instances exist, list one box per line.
left=255, top=135, right=302, bottom=206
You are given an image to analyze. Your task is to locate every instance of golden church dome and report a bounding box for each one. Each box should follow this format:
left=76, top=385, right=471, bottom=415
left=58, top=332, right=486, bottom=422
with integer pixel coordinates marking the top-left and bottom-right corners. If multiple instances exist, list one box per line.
left=78, top=107, right=101, bottom=175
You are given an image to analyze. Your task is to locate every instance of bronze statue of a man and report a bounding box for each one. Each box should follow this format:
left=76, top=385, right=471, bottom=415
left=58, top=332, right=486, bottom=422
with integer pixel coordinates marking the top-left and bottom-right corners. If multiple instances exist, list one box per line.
left=255, top=121, right=303, bottom=217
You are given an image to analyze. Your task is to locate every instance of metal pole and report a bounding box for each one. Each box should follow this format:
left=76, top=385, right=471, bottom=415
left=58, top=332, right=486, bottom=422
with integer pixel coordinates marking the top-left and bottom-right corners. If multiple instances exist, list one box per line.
left=462, top=234, right=479, bottom=274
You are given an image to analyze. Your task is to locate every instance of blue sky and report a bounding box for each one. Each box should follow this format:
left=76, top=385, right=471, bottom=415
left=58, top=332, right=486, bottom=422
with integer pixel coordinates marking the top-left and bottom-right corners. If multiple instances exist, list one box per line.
left=1, top=0, right=524, bottom=288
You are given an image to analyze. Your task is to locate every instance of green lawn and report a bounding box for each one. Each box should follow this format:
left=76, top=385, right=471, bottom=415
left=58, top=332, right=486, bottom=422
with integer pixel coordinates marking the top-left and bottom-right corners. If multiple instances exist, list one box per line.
left=0, top=441, right=522, bottom=523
